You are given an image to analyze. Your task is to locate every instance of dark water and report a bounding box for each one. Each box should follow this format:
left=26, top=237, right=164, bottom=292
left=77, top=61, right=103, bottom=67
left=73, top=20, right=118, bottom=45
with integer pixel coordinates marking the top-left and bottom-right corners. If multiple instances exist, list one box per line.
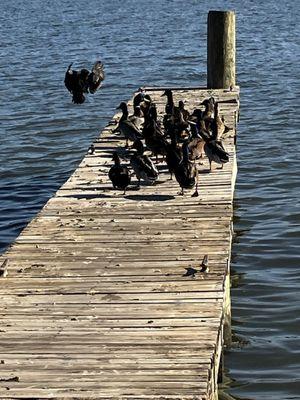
left=1, top=1, right=299, bottom=399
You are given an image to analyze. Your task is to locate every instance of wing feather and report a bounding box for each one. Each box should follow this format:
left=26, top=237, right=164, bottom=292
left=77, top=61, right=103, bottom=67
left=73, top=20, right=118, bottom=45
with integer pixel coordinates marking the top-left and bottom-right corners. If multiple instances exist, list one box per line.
left=88, top=61, right=105, bottom=93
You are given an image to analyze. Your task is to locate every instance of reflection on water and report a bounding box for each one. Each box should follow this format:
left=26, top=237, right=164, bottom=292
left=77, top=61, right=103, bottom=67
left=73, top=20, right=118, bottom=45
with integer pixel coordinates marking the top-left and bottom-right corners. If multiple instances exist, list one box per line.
left=0, top=0, right=299, bottom=399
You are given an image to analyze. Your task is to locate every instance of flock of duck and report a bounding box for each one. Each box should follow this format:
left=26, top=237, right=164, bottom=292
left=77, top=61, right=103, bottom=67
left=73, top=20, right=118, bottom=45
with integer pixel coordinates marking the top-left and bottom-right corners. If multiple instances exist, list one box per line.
left=63, top=62, right=231, bottom=197
left=108, top=89, right=231, bottom=196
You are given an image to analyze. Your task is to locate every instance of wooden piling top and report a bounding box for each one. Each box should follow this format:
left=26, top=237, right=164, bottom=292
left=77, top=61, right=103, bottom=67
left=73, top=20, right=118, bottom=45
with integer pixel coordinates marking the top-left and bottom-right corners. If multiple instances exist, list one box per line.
left=0, top=87, right=239, bottom=399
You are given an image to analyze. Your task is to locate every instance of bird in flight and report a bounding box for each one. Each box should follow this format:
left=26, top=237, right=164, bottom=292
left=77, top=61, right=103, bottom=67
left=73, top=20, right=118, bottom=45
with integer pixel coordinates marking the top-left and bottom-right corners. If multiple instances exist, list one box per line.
left=64, top=61, right=105, bottom=104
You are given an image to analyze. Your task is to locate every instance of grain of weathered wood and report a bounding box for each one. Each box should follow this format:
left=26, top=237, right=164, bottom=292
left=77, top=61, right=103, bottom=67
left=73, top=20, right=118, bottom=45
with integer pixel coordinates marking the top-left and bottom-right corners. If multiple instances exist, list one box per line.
left=207, top=11, right=236, bottom=89
left=0, top=87, right=238, bottom=399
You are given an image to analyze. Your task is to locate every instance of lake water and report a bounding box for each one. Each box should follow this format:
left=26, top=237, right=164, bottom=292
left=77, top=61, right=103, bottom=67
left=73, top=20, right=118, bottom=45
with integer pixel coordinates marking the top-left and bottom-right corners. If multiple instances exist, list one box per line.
left=0, top=1, right=299, bottom=399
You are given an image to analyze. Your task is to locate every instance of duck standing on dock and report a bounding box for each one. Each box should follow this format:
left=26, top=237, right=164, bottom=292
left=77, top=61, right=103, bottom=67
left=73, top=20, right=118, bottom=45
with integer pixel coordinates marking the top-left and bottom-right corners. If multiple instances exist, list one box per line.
left=188, top=137, right=205, bottom=161
left=191, top=107, right=229, bottom=171
left=162, top=89, right=175, bottom=115
left=165, top=139, right=182, bottom=180
left=186, top=110, right=209, bottom=160
left=130, top=139, right=159, bottom=188
left=133, top=89, right=153, bottom=118
left=162, top=90, right=189, bottom=143
left=108, top=152, right=131, bottom=195
left=162, top=89, right=175, bottom=139
left=201, top=97, right=215, bottom=129
left=174, top=141, right=199, bottom=196
left=178, top=100, right=190, bottom=121
left=210, top=103, right=231, bottom=141
left=142, top=104, right=168, bottom=163
left=116, top=102, right=143, bottom=148
left=203, top=138, right=229, bottom=171
left=130, top=105, right=144, bottom=131
left=64, top=61, right=105, bottom=104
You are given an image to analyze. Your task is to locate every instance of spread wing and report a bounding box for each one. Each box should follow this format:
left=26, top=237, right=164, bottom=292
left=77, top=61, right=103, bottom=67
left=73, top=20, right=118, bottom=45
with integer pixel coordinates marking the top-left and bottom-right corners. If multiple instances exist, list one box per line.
left=64, top=63, right=76, bottom=93
left=88, top=61, right=105, bottom=94
left=64, top=64, right=87, bottom=104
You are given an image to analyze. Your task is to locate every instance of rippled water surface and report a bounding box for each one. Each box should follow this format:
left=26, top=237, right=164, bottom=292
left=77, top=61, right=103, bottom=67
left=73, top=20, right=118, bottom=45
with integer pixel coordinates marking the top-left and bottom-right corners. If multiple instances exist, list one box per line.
left=1, top=1, right=299, bottom=399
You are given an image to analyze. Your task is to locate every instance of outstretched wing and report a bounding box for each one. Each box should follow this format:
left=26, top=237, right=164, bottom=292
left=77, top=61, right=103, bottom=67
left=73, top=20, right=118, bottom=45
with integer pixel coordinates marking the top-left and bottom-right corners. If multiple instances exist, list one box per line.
left=64, top=64, right=87, bottom=104
left=64, top=63, right=76, bottom=93
left=88, top=61, right=105, bottom=94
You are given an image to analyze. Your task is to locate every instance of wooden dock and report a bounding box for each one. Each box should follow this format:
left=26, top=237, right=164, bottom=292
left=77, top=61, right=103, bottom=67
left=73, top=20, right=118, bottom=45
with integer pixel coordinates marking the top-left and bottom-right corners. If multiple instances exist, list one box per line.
left=0, top=87, right=239, bottom=399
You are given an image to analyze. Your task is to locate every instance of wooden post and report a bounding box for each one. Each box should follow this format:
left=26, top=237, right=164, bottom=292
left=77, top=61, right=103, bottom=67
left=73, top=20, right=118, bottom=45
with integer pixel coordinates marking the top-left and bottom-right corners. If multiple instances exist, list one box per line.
left=207, top=10, right=236, bottom=89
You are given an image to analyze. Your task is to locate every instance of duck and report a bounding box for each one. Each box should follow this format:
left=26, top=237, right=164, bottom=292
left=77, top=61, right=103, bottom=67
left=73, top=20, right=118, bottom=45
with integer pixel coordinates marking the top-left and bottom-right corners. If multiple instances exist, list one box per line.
left=64, top=61, right=105, bottom=104
left=108, top=152, right=131, bottom=194
left=174, top=141, right=199, bottom=196
left=162, top=89, right=179, bottom=139
left=172, top=106, right=190, bottom=141
left=88, top=144, right=95, bottom=155
left=165, top=139, right=182, bottom=180
left=199, top=254, right=209, bottom=273
left=178, top=100, right=190, bottom=121
left=201, top=97, right=216, bottom=129
left=142, top=104, right=168, bottom=162
left=64, top=64, right=87, bottom=104
left=201, top=97, right=215, bottom=117
left=116, top=102, right=143, bottom=147
left=188, top=109, right=203, bottom=138
left=162, top=89, right=175, bottom=139
left=190, top=109, right=229, bottom=171
left=130, top=105, right=144, bottom=130
left=133, top=88, right=146, bottom=108
left=133, top=88, right=152, bottom=107
left=161, top=89, right=175, bottom=115
left=130, top=140, right=159, bottom=188
left=163, top=104, right=189, bottom=143
left=204, top=139, right=230, bottom=171
left=210, top=103, right=231, bottom=141
left=133, top=90, right=153, bottom=118
left=139, top=96, right=153, bottom=118
left=133, top=89, right=152, bottom=108
left=188, top=137, right=205, bottom=161
left=187, top=110, right=211, bottom=160
left=189, top=108, right=212, bottom=138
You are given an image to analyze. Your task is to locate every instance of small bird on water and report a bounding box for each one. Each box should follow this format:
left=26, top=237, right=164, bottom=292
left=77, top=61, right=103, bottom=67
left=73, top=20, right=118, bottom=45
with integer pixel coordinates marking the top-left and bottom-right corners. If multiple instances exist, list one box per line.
left=64, top=61, right=105, bottom=104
